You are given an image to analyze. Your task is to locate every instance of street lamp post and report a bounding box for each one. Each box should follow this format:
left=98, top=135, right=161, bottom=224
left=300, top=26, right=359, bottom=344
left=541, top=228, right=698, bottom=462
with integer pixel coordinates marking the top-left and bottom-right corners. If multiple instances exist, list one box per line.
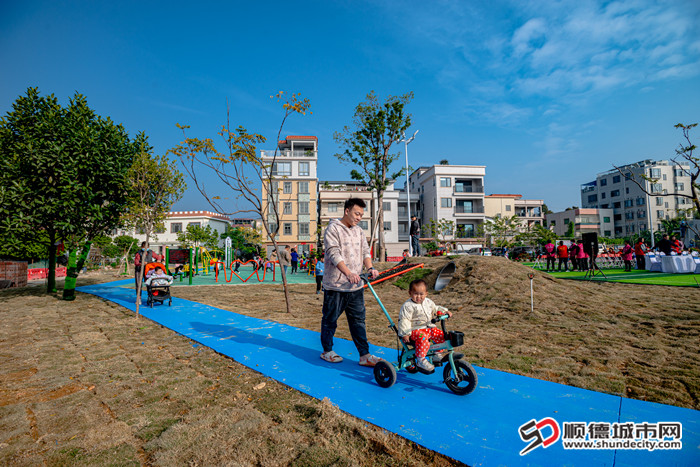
left=400, top=130, right=419, bottom=255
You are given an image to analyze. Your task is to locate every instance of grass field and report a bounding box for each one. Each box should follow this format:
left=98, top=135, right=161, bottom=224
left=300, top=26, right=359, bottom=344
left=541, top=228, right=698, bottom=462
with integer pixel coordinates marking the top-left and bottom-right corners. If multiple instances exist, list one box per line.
left=522, top=263, right=700, bottom=287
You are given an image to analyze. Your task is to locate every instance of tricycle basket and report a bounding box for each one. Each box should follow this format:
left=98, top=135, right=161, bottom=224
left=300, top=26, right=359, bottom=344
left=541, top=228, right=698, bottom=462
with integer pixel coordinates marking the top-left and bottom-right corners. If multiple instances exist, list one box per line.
left=448, top=331, right=464, bottom=347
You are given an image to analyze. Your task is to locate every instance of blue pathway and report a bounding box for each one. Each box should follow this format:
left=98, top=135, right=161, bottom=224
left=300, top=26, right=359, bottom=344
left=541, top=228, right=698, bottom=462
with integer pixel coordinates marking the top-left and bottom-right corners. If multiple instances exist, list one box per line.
left=78, top=280, right=699, bottom=466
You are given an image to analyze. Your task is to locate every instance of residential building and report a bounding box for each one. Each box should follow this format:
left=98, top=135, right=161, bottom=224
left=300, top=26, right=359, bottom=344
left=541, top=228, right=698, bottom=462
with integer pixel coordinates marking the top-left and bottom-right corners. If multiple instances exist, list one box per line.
left=581, top=159, right=693, bottom=237
left=407, top=165, right=487, bottom=240
left=260, top=136, right=319, bottom=256
left=117, top=210, right=231, bottom=256
left=317, top=181, right=404, bottom=258
left=546, top=208, right=615, bottom=238
left=484, top=194, right=544, bottom=229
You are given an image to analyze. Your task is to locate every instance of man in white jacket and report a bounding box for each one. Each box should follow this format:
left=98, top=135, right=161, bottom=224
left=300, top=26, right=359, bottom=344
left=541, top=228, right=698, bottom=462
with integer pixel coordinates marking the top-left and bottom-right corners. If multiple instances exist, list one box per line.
left=320, top=198, right=380, bottom=366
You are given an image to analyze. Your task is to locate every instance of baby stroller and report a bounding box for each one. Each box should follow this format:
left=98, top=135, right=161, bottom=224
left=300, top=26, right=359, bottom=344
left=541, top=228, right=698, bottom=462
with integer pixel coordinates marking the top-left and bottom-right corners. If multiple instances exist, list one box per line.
left=143, top=262, right=173, bottom=307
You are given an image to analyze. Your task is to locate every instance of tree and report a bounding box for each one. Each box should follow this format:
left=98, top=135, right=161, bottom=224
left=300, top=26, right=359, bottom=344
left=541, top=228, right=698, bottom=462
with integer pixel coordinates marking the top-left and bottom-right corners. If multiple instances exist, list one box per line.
left=565, top=221, right=576, bottom=238
left=111, top=235, right=140, bottom=273
left=334, top=91, right=414, bottom=261
left=482, top=215, right=522, bottom=247
left=168, top=92, right=310, bottom=314
left=426, top=218, right=455, bottom=244
left=0, top=88, right=141, bottom=297
left=221, top=225, right=262, bottom=258
left=177, top=224, right=220, bottom=250
left=122, top=150, right=186, bottom=317
left=439, top=159, right=449, bottom=165
left=542, top=204, right=553, bottom=215
left=516, top=224, right=557, bottom=246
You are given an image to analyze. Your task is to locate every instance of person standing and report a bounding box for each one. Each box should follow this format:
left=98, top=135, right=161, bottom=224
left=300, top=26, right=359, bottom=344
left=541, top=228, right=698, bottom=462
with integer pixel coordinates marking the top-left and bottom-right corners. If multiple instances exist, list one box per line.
left=569, top=240, right=579, bottom=271
left=278, top=245, right=291, bottom=275
left=290, top=247, right=299, bottom=274
left=654, top=234, right=672, bottom=255
left=557, top=241, right=569, bottom=271
left=409, top=215, right=421, bottom=256
left=314, top=255, right=324, bottom=295
left=576, top=239, right=588, bottom=271
left=544, top=240, right=556, bottom=271
left=320, top=198, right=381, bottom=366
left=634, top=238, right=647, bottom=270
left=621, top=240, right=634, bottom=272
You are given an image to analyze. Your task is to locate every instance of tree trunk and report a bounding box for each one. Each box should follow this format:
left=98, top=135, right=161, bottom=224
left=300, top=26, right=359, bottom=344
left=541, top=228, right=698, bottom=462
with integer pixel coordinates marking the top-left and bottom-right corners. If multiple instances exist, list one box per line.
left=47, top=229, right=57, bottom=294
left=269, top=234, right=292, bottom=314
left=135, top=234, right=149, bottom=318
left=63, top=241, right=92, bottom=301
left=377, top=190, right=386, bottom=261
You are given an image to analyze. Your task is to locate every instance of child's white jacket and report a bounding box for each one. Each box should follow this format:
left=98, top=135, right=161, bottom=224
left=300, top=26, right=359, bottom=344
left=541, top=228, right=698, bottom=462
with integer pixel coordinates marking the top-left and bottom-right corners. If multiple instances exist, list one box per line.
left=398, top=297, right=445, bottom=337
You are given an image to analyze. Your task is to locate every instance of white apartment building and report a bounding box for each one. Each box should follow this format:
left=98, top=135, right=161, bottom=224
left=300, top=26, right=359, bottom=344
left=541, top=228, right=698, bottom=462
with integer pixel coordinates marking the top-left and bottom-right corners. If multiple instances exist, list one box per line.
left=581, top=159, right=693, bottom=237
left=407, top=165, right=487, bottom=239
left=261, top=136, right=319, bottom=256
left=317, top=181, right=404, bottom=258
left=117, top=211, right=231, bottom=256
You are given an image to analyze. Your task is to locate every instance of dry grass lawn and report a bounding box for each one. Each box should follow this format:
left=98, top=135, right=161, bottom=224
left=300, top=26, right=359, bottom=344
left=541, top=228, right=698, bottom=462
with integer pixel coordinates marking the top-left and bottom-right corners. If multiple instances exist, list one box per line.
left=1, top=256, right=698, bottom=465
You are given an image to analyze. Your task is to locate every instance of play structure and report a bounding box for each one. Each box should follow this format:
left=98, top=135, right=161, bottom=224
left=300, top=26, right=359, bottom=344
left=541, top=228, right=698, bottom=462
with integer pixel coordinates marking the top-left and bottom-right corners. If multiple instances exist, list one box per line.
left=363, top=261, right=425, bottom=288
left=362, top=274, right=478, bottom=395
left=213, top=259, right=278, bottom=283
left=434, top=261, right=456, bottom=292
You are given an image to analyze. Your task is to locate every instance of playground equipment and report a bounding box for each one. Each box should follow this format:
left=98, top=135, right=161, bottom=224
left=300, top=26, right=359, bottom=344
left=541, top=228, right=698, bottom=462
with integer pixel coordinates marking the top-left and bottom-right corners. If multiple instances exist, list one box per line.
left=214, top=259, right=277, bottom=283
left=363, top=261, right=425, bottom=288
left=434, top=262, right=455, bottom=292
left=362, top=274, right=478, bottom=395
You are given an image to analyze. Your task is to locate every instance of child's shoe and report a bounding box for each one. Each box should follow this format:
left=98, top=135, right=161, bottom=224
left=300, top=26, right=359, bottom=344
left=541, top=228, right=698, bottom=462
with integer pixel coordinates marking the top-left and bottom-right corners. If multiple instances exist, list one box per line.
left=416, top=357, right=435, bottom=373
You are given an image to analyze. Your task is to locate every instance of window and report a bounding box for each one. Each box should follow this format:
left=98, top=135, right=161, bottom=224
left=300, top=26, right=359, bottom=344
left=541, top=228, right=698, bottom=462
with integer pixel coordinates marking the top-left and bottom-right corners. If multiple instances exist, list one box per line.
left=624, top=199, right=633, bottom=207
left=601, top=204, right=609, bottom=208
left=505, top=205, right=511, bottom=211
left=382, top=202, right=391, bottom=211
left=614, top=214, right=622, bottom=221
left=625, top=187, right=630, bottom=194
left=298, top=181, right=309, bottom=193
left=650, top=168, right=661, bottom=178
left=636, top=197, right=645, bottom=205
left=674, top=168, right=684, bottom=177
left=441, top=198, right=452, bottom=208
left=283, top=182, right=292, bottom=194
left=283, top=223, right=292, bottom=235
left=664, top=202, right=669, bottom=208
left=383, top=222, right=391, bottom=231
left=440, top=177, right=451, bottom=187
left=656, top=210, right=664, bottom=218
left=550, top=220, right=556, bottom=226
left=603, top=216, right=611, bottom=223
left=612, top=175, right=621, bottom=183
left=432, top=178, right=435, bottom=186
left=328, top=203, right=338, bottom=213
left=299, top=222, right=309, bottom=236
left=270, top=181, right=279, bottom=194
left=564, top=219, right=570, bottom=224
left=651, top=183, right=663, bottom=193
left=611, top=190, right=620, bottom=197
left=171, top=222, right=182, bottom=233
left=613, top=202, right=621, bottom=209
left=637, top=210, right=646, bottom=219
left=604, top=230, right=612, bottom=237
left=600, top=178, right=607, bottom=186
left=188, top=222, right=200, bottom=228
left=268, top=222, right=278, bottom=234
left=601, top=192, right=606, bottom=199
left=298, top=201, right=309, bottom=215
left=662, top=174, right=667, bottom=180
left=272, top=162, right=291, bottom=176
left=625, top=212, right=634, bottom=220
left=656, top=197, right=663, bottom=206
left=298, top=161, right=309, bottom=176
left=588, top=194, right=598, bottom=203
left=283, top=202, right=292, bottom=215
left=675, top=183, right=685, bottom=191
left=359, top=220, right=368, bottom=230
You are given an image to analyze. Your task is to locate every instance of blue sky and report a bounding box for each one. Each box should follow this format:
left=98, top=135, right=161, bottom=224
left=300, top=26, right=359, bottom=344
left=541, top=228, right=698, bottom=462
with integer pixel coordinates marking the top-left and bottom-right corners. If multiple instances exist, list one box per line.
left=2, top=0, right=699, bottom=213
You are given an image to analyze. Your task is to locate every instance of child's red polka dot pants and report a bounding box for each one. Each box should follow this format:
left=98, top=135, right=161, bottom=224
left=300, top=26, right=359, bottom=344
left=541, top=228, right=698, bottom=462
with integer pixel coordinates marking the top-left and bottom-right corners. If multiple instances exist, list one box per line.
left=409, top=327, right=445, bottom=358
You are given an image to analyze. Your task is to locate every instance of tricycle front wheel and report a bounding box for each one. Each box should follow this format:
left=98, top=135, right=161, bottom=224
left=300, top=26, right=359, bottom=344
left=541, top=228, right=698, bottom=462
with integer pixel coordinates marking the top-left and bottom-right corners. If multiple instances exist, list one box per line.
left=443, top=359, right=478, bottom=395
left=374, top=360, right=397, bottom=388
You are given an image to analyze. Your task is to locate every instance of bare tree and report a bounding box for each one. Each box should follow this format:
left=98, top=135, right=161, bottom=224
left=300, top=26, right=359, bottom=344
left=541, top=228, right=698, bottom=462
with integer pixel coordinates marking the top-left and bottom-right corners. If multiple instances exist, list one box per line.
left=168, top=92, right=310, bottom=314
left=614, top=123, right=698, bottom=238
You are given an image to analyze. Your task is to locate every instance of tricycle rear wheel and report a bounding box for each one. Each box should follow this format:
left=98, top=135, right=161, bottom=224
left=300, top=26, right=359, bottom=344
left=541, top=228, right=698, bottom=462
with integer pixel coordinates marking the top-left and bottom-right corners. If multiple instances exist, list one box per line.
left=443, top=359, right=478, bottom=395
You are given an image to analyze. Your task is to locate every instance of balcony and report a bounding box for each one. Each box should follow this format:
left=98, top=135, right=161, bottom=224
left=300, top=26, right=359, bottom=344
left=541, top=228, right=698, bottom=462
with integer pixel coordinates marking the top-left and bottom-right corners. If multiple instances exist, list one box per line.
left=455, top=206, right=484, bottom=215
left=261, top=149, right=317, bottom=158
left=453, top=185, right=484, bottom=194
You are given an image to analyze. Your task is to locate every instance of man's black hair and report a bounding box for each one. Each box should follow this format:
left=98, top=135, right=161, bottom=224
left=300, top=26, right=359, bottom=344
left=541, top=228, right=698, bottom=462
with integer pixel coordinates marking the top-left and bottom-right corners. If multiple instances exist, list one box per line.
left=344, top=197, right=366, bottom=211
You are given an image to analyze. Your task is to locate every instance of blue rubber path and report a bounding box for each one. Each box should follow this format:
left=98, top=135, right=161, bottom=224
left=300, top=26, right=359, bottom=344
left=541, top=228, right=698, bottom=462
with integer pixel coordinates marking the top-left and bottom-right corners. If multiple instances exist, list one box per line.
left=78, top=280, right=700, bottom=466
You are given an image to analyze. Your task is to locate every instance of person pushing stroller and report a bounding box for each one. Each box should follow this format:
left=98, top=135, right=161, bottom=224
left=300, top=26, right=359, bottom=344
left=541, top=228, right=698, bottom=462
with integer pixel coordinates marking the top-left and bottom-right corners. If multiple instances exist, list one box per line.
left=397, top=279, right=452, bottom=373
